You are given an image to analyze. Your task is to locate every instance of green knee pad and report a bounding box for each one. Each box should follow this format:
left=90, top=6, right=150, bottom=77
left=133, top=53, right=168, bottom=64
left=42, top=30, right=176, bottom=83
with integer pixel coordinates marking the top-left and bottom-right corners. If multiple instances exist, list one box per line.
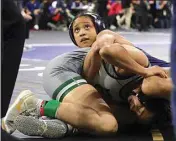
left=44, top=100, right=60, bottom=118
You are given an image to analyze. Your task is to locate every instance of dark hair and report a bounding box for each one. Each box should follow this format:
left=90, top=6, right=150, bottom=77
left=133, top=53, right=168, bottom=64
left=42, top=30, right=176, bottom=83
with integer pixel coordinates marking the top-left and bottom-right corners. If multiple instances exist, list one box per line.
left=135, top=91, right=171, bottom=126
left=144, top=98, right=171, bottom=126
left=69, top=12, right=106, bottom=45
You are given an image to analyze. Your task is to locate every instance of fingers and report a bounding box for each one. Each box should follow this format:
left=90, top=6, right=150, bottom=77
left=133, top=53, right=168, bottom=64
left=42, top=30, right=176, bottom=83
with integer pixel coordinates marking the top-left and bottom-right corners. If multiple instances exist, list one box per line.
left=159, top=70, right=168, bottom=78
left=152, top=66, right=168, bottom=78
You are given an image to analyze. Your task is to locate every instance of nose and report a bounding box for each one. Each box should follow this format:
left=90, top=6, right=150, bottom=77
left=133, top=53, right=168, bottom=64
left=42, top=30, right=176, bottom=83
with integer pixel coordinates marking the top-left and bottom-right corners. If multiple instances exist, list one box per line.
left=79, top=29, right=86, bottom=37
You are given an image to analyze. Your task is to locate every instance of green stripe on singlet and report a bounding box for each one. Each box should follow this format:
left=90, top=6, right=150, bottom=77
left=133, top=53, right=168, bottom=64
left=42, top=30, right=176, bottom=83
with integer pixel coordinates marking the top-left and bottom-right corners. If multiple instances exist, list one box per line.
left=52, top=76, right=84, bottom=100
left=60, top=82, right=87, bottom=102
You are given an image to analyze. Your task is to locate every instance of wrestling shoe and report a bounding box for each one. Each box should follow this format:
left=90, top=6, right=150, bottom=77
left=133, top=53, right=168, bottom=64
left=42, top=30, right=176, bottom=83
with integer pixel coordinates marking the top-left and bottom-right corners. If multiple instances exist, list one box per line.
left=2, top=90, right=43, bottom=134
left=14, top=115, right=68, bottom=138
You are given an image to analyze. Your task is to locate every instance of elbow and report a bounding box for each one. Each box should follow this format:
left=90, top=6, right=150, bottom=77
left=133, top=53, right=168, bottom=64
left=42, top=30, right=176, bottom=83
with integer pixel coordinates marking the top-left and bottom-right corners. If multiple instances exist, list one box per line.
left=99, top=45, right=123, bottom=59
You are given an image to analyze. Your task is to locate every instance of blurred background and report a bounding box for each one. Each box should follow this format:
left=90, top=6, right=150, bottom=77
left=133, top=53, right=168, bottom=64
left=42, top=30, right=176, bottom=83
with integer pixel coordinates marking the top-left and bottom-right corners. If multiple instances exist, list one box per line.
left=22, top=0, right=173, bottom=32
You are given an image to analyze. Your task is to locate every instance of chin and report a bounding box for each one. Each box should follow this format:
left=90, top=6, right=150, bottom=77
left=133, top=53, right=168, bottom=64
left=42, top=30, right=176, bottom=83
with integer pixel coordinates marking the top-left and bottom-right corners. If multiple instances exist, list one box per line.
left=80, top=43, right=92, bottom=48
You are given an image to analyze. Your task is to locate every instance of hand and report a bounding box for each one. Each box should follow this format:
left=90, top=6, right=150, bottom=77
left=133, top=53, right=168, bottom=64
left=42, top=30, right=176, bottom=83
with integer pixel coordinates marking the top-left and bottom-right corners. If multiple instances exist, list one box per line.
left=21, top=12, right=32, bottom=21
left=24, top=14, right=32, bottom=20
left=144, top=66, right=168, bottom=78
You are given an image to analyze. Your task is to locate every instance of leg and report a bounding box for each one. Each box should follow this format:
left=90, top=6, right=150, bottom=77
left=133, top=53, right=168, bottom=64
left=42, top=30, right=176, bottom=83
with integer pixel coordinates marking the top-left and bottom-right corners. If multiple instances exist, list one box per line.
left=124, top=7, right=132, bottom=29
left=42, top=58, right=118, bottom=135
left=57, top=84, right=118, bottom=135
left=8, top=84, right=118, bottom=137
left=2, top=90, right=71, bottom=138
left=12, top=85, right=117, bottom=136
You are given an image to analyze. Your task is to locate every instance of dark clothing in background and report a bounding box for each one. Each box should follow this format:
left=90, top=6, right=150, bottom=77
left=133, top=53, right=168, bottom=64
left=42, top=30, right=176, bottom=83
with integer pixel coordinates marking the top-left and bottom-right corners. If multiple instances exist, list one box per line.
left=121, top=0, right=131, bottom=8
left=57, top=0, right=67, bottom=12
left=14, top=0, right=23, bottom=10
left=2, top=0, right=26, bottom=118
left=2, top=0, right=25, bottom=140
left=96, top=0, right=108, bottom=27
left=39, top=1, right=52, bottom=30
left=138, top=0, right=148, bottom=31
left=171, top=0, right=176, bottom=137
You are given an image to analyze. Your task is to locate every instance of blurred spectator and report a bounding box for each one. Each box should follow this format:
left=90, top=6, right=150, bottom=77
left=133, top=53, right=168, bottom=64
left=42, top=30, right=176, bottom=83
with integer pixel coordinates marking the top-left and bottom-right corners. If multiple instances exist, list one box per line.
left=121, top=0, right=132, bottom=30
left=71, top=0, right=84, bottom=16
left=107, top=0, right=123, bottom=30
left=148, top=0, right=156, bottom=26
left=133, top=0, right=151, bottom=31
left=131, top=0, right=140, bottom=29
left=82, top=0, right=96, bottom=12
left=15, top=0, right=33, bottom=39
left=154, top=0, right=172, bottom=28
left=25, top=0, right=41, bottom=30
left=96, top=0, right=109, bottom=27
left=15, top=0, right=33, bottom=50
left=17, top=0, right=172, bottom=32
left=38, top=0, right=53, bottom=30
left=47, top=0, right=74, bottom=31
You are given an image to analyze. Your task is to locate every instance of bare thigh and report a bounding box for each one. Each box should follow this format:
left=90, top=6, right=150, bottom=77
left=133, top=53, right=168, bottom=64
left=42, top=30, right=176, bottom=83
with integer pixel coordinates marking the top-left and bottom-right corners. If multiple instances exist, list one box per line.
left=57, top=84, right=118, bottom=135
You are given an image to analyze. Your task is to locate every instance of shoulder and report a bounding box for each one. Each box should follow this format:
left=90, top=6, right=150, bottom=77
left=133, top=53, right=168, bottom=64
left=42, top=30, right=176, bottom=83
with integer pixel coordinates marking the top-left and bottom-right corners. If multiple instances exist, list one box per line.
left=97, top=30, right=122, bottom=38
left=98, top=29, right=115, bottom=35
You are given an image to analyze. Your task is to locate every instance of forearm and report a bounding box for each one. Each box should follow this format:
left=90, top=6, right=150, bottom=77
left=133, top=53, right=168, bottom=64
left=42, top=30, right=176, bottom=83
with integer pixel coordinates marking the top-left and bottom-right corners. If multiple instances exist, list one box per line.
left=99, top=44, right=147, bottom=77
left=83, top=49, right=102, bottom=82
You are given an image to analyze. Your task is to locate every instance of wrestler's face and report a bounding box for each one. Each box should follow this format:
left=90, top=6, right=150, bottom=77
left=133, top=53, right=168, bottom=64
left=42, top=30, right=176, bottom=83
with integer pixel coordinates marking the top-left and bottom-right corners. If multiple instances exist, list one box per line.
left=128, top=95, right=154, bottom=122
left=72, top=16, right=97, bottom=48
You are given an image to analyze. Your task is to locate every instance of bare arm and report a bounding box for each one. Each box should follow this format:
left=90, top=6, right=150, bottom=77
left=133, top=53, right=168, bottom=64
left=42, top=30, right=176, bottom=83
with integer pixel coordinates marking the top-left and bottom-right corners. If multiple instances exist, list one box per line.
left=98, top=43, right=167, bottom=78
left=83, top=30, right=167, bottom=81
left=83, top=30, right=148, bottom=81
left=83, top=43, right=102, bottom=83
left=96, top=30, right=149, bottom=76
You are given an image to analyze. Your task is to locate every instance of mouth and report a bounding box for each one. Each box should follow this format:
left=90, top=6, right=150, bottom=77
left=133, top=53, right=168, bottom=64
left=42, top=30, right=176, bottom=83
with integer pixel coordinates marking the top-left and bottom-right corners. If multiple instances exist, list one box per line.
left=80, top=38, right=89, bottom=42
left=128, top=95, right=153, bottom=120
left=128, top=95, right=145, bottom=115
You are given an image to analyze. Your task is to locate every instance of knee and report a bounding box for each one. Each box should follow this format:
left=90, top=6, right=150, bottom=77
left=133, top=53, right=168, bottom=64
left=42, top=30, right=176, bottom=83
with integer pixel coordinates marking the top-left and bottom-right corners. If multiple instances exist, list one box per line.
left=99, top=45, right=121, bottom=59
left=98, top=116, right=118, bottom=134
